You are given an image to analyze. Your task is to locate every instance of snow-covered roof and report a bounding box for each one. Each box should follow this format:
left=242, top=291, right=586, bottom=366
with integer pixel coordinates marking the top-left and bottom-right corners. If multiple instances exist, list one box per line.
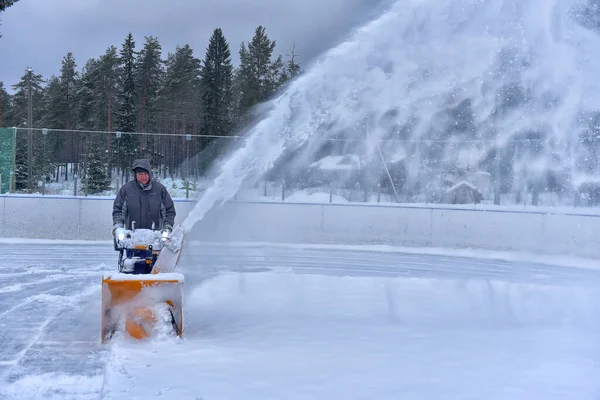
left=446, top=180, right=479, bottom=193
left=468, top=170, right=491, bottom=177
left=309, top=155, right=361, bottom=170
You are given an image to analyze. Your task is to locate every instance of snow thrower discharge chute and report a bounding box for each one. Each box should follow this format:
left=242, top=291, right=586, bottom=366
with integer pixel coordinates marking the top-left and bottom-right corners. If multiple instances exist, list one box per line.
left=101, top=225, right=185, bottom=343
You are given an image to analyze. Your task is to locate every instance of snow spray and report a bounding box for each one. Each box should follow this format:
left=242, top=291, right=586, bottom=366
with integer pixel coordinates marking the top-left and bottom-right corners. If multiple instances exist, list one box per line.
left=181, top=0, right=600, bottom=232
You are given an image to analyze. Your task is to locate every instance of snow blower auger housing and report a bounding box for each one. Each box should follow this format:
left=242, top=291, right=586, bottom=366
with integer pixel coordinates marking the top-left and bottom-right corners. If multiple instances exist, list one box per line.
left=101, top=226, right=185, bottom=343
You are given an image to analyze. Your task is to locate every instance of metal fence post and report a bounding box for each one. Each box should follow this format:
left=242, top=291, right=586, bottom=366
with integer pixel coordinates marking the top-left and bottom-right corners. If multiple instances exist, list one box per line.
left=41, top=128, right=48, bottom=196
left=11, top=127, right=16, bottom=193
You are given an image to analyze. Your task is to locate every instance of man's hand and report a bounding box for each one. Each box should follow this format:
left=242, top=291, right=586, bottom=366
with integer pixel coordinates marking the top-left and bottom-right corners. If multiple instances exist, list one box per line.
left=112, top=223, right=123, bottom=235
left=161, top=225, right=172, bottom=241
left=113, top=224, right=127, bottom=243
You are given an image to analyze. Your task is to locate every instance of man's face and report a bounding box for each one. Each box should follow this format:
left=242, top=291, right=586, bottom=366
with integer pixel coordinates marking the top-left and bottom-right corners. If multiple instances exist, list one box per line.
left=136, top=170, right=150, bottom=185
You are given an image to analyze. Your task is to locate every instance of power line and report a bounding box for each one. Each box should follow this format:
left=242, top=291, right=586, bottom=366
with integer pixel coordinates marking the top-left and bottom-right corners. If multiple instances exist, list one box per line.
left=11, top=127, right=553, bottom=143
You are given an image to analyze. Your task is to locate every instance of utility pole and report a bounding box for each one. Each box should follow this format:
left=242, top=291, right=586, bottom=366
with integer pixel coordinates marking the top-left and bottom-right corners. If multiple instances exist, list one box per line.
left=494, top=95, right=502, bottom=205
left=27, top=67, right=33, bottom=193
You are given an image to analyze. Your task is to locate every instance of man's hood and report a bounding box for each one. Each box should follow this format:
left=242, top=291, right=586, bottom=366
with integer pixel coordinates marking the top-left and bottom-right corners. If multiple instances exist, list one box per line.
left=131, top=159, right=153, bottom=180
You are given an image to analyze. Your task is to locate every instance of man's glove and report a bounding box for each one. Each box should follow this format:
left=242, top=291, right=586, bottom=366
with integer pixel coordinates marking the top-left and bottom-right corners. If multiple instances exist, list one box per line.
left=112, top=224, right=125, bottom=251
left=113, top=224, right=126, bottom=243
left=112, top=223, right=123, bottom=235
left=161, top=225, right=172, bottom=241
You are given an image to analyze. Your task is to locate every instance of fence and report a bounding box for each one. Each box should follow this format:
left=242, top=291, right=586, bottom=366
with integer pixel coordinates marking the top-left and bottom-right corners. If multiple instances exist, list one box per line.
left=0, top=128, right=15, bottom=194
left=0, top=127, right=242, bottom=198
left=0, top=127, right=595, bottom=208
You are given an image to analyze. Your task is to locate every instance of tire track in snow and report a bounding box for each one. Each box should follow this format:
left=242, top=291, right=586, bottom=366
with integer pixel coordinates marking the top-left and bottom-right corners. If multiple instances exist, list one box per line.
left=180, top=245, right=600, bottom=286
left=0, top=283, right=101, bottom=384
left=0, top=282, right=83, bottom=320
left=0, top=243, right=117, bottom=399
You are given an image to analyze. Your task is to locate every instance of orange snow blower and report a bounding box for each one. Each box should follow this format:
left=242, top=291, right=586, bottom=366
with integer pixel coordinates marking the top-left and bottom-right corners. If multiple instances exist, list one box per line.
left=101, top=226, right=185, bottom=343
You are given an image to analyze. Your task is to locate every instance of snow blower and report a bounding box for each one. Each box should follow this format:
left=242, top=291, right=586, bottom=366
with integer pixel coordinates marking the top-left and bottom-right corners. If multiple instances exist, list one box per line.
left=101, top=225, right=185, bottom=343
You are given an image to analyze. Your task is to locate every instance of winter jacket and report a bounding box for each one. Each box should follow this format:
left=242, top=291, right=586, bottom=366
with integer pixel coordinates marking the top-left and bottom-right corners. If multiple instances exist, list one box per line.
left=112, top=159, right=176, bottom=231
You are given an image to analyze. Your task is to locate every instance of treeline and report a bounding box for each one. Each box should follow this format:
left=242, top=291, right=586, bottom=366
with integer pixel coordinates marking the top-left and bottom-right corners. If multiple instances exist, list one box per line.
left=0, top=26, right=301, bottom=192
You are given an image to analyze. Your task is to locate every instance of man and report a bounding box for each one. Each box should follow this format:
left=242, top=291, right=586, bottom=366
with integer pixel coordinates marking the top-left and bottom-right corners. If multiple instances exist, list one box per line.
left=112, top=159, right=176, bottom=234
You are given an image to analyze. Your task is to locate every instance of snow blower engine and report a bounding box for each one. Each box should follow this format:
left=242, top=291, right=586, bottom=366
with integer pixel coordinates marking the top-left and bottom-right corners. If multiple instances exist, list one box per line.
left=101, top=224, right=185, bottom=343
left=113, top=225, right=169, bottom=274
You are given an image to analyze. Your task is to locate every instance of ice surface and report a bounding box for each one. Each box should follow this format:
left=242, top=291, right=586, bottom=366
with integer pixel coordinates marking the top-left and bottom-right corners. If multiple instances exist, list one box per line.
left=184, top=240, right=600, bottom=271
left=1, top=241, right=600, bottom=399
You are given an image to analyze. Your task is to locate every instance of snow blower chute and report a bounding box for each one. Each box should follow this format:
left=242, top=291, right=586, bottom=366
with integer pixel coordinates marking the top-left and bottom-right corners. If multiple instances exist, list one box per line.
left=101, top=225, right=185, bottom=343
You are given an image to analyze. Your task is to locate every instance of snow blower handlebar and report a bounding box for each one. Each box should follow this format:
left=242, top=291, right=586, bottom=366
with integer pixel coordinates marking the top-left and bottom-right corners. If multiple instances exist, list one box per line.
left=113, top=228, right=171, bottom=274
left=114, top=227, right=169, bottom=252
left=113, top=226, right=184, bottom=274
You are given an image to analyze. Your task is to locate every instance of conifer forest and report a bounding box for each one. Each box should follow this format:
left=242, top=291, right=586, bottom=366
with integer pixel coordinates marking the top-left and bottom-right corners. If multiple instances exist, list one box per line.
left=0, top=25, right=302, bottom=194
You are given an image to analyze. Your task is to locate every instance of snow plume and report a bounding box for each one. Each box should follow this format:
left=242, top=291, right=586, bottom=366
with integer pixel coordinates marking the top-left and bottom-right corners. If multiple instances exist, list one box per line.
left=182, top=0, right=600, bottom=231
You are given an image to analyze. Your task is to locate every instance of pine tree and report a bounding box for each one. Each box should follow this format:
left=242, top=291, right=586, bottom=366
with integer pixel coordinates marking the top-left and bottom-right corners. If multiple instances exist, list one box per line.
left=13, top=130, right=27, bottom=189
left=59, top=52, right=77, bottom=130
left=7, top=68, right=45, bottom=190
left=156, top=45, right=201, bottom=132
left=38, top=76, right=64, bottom=178
left=197, top=28, right=235, bottom=171
left=117, top=32, right=137, bottom=133
left=155, top=44, right=201, bottom=176
left=83, top=133, right=111, bottom=194
left=96, top=46, right=120, bottom=179
left=73, top=58, right=103, bottom=181
left=39, top=76, right=64, bottom=128
left=114, top=33, right=139, bottom=175
left=98, top=46, right=119, bottom=132
left=47, top=52, right=80, bottom=181
left=201, top=28, right=234, bottom=137
left=135, top=36, right=163, bottom=133
left=0, top=81, right=9, bottom=126
left=0, top=0, right=19, bottom=11
left=0, top=0, right=20, bottom=38
left=76, top=58, right=102, bottom=130
left=131, top=36, right=164, bottom=177
left=282, top=42, right=302, bottom=82
left=6, top=68, right=44, bottom=128
left=236, top=26, right=286, bottom=123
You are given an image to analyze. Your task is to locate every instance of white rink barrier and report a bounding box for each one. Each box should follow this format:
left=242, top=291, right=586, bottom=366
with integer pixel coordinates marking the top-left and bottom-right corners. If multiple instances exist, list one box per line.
left=1, top=195, right=600, bottom=258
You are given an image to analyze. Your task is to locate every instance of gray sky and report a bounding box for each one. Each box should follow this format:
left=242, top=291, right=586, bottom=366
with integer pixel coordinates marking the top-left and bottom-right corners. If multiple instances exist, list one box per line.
left=0, top=0, right=391, bottom=93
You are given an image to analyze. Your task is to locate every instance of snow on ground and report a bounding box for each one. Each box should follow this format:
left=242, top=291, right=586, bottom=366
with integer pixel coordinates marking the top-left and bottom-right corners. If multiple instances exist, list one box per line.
left=283, top=191, right=349, bottom=203
left=5, top=175, right=593, bottom=213
left=1, top=242, right=600, bottom=399
left=103, top=274, right=600, bottom=399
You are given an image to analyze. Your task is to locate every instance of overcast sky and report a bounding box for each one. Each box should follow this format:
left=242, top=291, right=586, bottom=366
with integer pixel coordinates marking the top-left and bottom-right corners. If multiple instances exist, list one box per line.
left=0, top=0, right=392, bottom=93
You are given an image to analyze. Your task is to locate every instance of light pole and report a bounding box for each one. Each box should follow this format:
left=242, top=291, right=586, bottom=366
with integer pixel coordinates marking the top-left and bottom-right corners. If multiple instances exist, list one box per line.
left=27, top=67, right=33, bottom=193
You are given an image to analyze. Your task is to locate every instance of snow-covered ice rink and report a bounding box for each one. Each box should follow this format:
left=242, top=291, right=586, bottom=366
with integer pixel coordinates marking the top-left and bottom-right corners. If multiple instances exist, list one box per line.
left=1, top=240, right=600, bottom=399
